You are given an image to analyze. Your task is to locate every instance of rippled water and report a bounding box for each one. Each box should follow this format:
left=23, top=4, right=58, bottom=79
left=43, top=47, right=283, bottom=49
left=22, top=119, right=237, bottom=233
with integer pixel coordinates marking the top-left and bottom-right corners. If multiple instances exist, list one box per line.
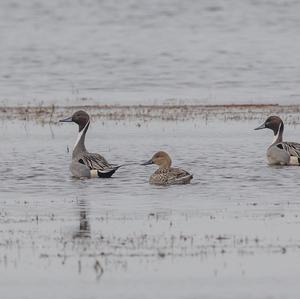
left=1, top=118, right=300, bottom=298
left=1, top=0, right=300, bottom=106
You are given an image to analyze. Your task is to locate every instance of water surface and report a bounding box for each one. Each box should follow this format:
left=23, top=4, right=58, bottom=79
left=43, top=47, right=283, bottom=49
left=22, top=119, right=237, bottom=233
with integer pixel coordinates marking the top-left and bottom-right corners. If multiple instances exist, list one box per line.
left=1, top=0, right=300, bottom=105
left=1, top=117, right=300, bottom=298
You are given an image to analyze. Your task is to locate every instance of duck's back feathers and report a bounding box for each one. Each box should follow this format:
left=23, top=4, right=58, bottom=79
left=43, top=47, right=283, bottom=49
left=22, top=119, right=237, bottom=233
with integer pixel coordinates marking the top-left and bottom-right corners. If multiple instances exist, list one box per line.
left=72, top=152, right=120, bottom=178
left=78, top=152, right=112, bottom=170
left=267, top=141, right=300, bottom=165
left=274, top=142, right=300, bottom=165
left=277, top=142, right=300, bottom=158
left=150, top=167, right=193, bottom=185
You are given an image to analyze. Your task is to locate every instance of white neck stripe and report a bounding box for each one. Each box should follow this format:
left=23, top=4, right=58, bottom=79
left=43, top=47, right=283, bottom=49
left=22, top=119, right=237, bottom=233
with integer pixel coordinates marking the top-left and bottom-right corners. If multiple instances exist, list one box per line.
left=74, top=121, right=89, bottom=150
left=272, top=122, right=281, bottom=145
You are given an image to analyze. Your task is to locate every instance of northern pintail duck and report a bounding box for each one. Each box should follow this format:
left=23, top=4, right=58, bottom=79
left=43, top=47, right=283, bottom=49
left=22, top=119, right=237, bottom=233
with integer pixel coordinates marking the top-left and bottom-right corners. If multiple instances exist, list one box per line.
left=60, top=110, right=120, bottom=178
left=255, top=115, right=300, bottom=165
left=142, top=151, right=193, bottom=185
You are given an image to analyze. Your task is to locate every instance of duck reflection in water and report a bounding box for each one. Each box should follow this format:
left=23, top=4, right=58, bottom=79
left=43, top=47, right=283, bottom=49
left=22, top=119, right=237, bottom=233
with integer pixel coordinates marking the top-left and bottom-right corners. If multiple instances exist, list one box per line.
left=73, top=199, right=91, bottom=239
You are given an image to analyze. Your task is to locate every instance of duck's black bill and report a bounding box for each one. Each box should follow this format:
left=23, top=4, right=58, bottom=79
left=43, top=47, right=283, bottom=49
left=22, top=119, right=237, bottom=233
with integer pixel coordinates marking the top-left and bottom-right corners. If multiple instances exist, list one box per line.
left=254, top=123, right=266, bottom=130
left=59, top=116, right=73, bottom=123
left=141, top=159, right=153, bottom=166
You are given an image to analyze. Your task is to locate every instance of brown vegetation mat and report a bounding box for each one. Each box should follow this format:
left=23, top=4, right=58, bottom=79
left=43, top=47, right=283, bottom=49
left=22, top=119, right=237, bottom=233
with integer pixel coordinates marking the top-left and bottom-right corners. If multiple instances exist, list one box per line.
left=1, top=103, right=300, bottom=124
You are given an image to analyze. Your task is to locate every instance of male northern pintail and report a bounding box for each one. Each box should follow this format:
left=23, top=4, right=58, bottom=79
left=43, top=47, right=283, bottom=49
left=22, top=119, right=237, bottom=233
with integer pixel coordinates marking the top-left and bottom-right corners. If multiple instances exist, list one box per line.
left=255, top=115, right=300, bottom=165
left=142, top=151, right=193, bottom=185
left=60, top=110, right=120, bottom=178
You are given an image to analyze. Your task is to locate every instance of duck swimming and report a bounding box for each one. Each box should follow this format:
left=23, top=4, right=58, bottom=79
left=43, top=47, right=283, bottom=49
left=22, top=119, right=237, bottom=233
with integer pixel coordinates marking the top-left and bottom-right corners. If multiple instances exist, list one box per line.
left=255, top=115, right=300, bottom=165
left=142, top=151, right=193, bottom=185
left=60, top=110, right=120, bottom=178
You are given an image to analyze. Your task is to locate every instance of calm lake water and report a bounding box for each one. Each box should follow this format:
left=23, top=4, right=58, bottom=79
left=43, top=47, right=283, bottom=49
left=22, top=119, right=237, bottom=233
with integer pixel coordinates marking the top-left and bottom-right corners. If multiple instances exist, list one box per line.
left=1, top=117, right=300, bottom=298
left=1, top=0, right=300, bottom=106
left=1, top=0, right=300, bottom=297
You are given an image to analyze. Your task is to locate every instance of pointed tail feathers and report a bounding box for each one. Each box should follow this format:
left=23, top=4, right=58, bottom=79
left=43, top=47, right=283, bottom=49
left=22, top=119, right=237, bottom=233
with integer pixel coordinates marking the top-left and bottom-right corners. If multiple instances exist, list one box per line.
left=94, top=163, right=139, bottom=178
left=110, top=162, right=140, bottom=169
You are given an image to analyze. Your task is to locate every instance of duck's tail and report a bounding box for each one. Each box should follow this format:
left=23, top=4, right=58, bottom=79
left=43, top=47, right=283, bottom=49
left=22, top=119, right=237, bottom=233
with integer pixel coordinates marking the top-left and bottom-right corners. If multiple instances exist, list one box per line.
left=90, top=168, right=116, bottom=178
left=92, top=162, right=140, bottom=178
left=175, top=174, right=193, bottom=184
left=111, top=162, right=140, bottom=169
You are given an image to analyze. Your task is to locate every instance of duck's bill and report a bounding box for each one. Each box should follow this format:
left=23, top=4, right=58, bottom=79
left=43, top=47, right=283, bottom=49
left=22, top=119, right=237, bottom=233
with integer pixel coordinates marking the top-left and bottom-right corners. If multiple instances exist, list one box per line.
left=141, top=159, right=153, bottom=166
left=254, top=123, right=266, bottom=130
left=59, top=116, right=73, bottom=123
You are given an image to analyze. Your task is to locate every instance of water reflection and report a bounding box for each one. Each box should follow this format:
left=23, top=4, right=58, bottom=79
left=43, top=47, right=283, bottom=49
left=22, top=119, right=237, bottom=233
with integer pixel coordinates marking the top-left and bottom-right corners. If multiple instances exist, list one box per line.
left=73, top=199, right=91, bottom=239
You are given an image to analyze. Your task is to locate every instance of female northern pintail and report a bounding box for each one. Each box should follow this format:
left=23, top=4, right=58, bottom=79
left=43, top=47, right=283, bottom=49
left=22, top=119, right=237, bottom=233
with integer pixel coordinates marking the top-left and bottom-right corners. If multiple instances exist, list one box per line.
left=60, top=110, right=120, bottom=178
left=255, top=115, right=300, bottom=165
left=142, top=151, right=193, bottom=185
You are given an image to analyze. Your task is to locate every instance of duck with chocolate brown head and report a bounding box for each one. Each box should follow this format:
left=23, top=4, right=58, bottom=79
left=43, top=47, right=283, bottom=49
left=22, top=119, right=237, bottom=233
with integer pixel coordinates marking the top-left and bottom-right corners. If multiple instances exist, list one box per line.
left=61, top=110, right=90, bottom=132
left=142, top=151, right=193, bottom=185
left=255, top=115, right=300, bottom=165
left=60, top=110, right=121, bottom=178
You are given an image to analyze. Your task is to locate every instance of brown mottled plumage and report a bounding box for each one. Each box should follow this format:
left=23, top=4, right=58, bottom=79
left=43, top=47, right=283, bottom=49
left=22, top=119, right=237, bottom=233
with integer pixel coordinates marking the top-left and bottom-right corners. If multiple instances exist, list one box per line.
left=142, top=151, right=193, bottom=185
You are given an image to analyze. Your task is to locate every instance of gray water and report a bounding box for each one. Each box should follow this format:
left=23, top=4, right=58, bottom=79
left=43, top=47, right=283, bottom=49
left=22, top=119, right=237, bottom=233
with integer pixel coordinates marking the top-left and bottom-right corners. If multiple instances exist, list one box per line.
left=1, top=0, right=300, bottom=106
left=1, top=1, right=300, bottom=297
left=1, top=117, right=300, bottom=298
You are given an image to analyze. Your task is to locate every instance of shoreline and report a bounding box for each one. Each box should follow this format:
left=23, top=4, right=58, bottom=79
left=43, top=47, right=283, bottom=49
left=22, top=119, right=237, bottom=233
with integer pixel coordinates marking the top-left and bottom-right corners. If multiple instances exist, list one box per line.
left=1, top=103, right=300, bottom=123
